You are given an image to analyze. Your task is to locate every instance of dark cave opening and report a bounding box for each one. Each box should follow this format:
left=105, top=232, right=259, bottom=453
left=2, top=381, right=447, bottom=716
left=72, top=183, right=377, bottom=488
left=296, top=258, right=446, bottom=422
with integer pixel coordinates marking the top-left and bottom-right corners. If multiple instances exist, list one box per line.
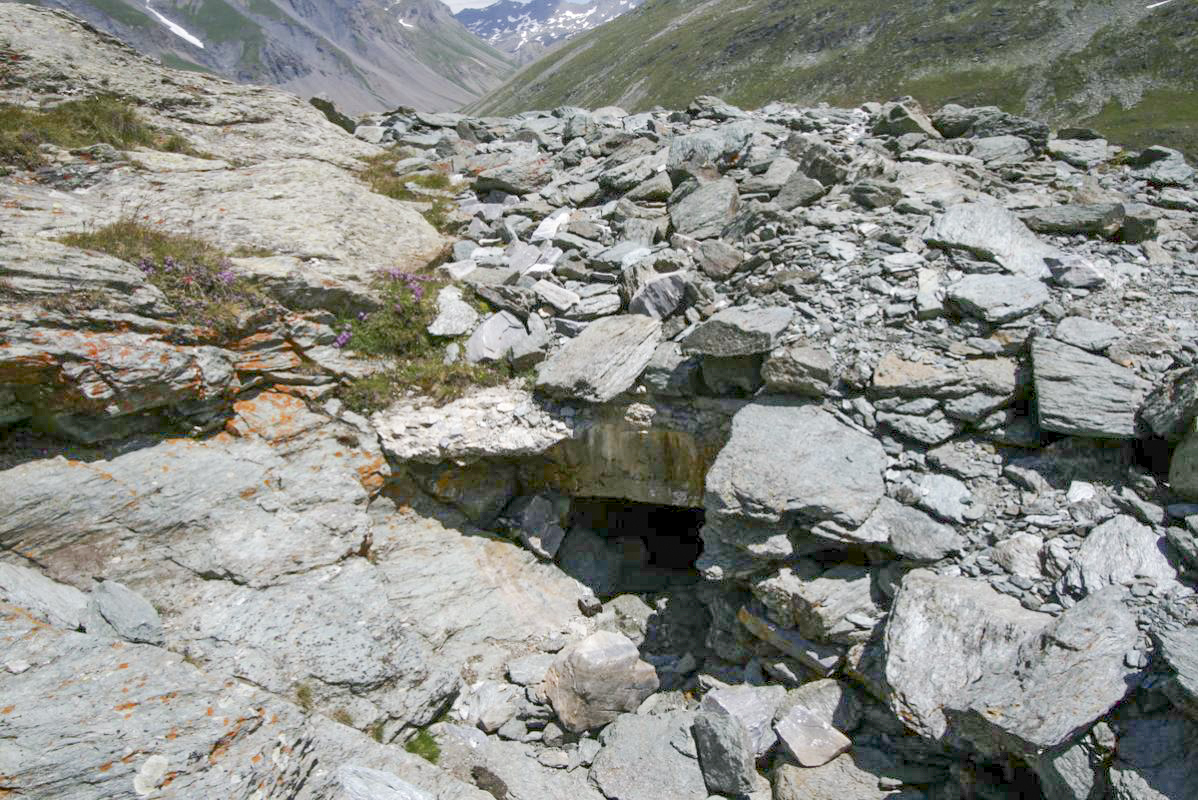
left=568, top=497, right=706, bottom=572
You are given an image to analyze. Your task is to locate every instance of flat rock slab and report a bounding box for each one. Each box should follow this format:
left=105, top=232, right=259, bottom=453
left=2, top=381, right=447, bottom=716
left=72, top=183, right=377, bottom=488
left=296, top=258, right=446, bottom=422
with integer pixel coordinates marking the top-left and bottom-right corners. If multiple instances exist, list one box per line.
left=947, top=274, right=1049, bottom=323
left=1056, top=515, right=1177, bottom=599
left=774, top=704, right=852, bottom=767
left=882, top=570, right=1050, bottom=741
left=536, top=314, right=662, bottom=403
left=705, top=402, right=886, bottom=531
left=1032, top=338, right=1150, bottom=438
left=682, top=306, right=794, bottom=357
left=925, top=202, right=1060, bottom=279
left=669, top=178, right=740, bottom=239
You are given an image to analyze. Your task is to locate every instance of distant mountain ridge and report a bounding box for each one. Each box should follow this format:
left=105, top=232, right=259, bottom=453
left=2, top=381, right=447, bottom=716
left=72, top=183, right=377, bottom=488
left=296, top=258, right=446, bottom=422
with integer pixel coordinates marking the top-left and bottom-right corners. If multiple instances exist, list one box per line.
left=456, top=0, right=642, bottom=63
left=10, top=0, right=515, bottom=112
left=471, top=0, right=1198, bottom=158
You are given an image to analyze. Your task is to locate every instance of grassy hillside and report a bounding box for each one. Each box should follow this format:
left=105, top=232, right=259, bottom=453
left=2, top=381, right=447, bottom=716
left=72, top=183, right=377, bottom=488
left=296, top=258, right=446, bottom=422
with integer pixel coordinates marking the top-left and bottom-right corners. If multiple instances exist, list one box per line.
left=471, top=0, right=1198, bottom=158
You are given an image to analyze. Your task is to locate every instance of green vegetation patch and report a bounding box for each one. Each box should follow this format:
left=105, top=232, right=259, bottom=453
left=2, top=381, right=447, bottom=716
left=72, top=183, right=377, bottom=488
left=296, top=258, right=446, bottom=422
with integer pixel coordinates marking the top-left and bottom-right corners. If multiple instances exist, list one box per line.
left=403, top=728, right=441, bottom=764
left=309, top=97, right=356, bottom=134
left=358, top=148, right=458, bottom=234
left=58, top=218, right=267, bottom=338
left=0, top=95, right=210, bottom=170
left=334, top=271, right=513, bottom=414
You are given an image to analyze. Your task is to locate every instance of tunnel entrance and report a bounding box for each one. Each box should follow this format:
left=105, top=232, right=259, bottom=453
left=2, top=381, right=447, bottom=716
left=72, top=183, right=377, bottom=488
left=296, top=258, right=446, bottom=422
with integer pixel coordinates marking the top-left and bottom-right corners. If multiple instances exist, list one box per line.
left=556, top=497, right=705, bottom=597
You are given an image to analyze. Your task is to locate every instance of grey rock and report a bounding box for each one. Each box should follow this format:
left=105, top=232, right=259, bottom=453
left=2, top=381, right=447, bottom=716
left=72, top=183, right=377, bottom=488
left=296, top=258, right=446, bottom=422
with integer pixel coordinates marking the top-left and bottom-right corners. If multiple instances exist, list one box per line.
left=1108, top=711, right=1198, bottom=800
left=542, top=631, right=659, bottom=732
left=1022, top=203, right=1125, bottom=238
left=775, top=173, right=825, bottom=210
left=947, top=274, right=1050, bottom=323
left=319, top=765, right=433, bottom=800
left=1157, top=626, right=1198, bottom=720
left=925, top=203, right=1060, bottom=278
left=555, top=526, right=625, bottom=598
left=700, top=354, right=764, bottom=396
left=1173, top=427, right=1198, bottom=502
left=641, top=342, right=702, bottom=396
left=705, top=402, right=886, bottom=531
left=1129, top=145, right=1195, bottom=187
left=699, top=685, right=787, bottom=756
left=1032, top=731, right=1109, bottom=800
left=0, top=562, right=88, bottom=630
left=1032, top=338, right=1151, bottom=438
left=736, top=606, right=844, bottom=676
left=536, top=314, right=662, bottom=402
left=507, top=653, right=557, bottom=687
left=464, top=311, right=528, bottom=364
left=914, top=473, right=974, bottom=524
left=1056, top=515, right=1177, bottom=599
left=971, top=134, right=1032, bottom=166
left=882, top=569, right=1050, bottom=740
left=790, top=564, right=884, bottom=645
left=428, top=286, right=480, bottom=338
left=775, top=679, right=863, bottom=734
left=532, top=279, right=580, bottom=312
left=681, top=306, right=794, bottom=357
left=692, top=701, right=758, bottom=795
left=590, top=711, right=708, bottom=800
left=762, top=344, right=836, bottom=396
left=854, top=497, right=962, bottom=561
left=629, top=272, right=689, bottom=319
left=1055, top=317, right=1122, bottom=353
left=773, top=747, right=927, bottom=800
left=669, top=178, right=740, bottom=239
left=1046, top=254, right=1108, bottom=289
left=774, top=704, right=851, bottom=767
left=1048, top=138, right=1110, bottom=169
left=878, top=410, right=964, bottom=446
left=950, top=588, right=1140, bottom=755
left=873, top=98, right=940, bottom=139
left=694, top=239, right=745, bottom=279
left=1140, top=367, right=1198, bottom=442
left=474, top=156, right=554, bottom=195
left=452, top=680, right=523, bottom=734
left=503, top=493, right=568, bottom=560
left=85, top=580, right=164, bottom=646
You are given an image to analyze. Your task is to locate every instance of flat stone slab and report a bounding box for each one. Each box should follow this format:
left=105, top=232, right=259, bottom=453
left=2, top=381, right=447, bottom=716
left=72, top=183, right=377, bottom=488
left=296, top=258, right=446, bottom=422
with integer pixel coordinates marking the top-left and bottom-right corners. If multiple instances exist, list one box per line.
left=1032, top=338, right=1150, bottom=438
left=536, top=314, right=662, bottom=403
left=682, top=306, right=794, bottom=357
left=925, top=202, right=1060, bottom=278
left=947, top=274, right=1049, bottom=323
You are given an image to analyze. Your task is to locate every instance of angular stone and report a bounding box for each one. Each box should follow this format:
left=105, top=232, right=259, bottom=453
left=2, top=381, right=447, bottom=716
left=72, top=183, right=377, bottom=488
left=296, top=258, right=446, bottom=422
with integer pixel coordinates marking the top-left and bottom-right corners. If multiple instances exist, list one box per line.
left=542, top=631, right=659, bottom=732
left=0, top=563, right=89, bottom=630
left=914, top=473, right=974, bottom=524
left=1157, top=626, right=1198, bottom=720
left=1046, top=255, right=1107, bottom=289
left=536, top=314, right=662, bottom=403
left=532, top=279, right=580, bottom=312
left=85, top=580, right=164, bottom=646
left=1108, top=711, right=1198, bottom=800
left=507, top=653, right=557, bottom=687
left=873, top=98, right=940, bottom=138
left=950, top=588, right=1141, bottom=755
left=763, top=344, right=836, bottom=396
left=692, top=702, right=758, bottom=795
left=451, top=680, right=523, bottom=734
left=1032, top=338, right=1151, bottom=438
left=853, top=497, right=962, bottom=561
left=700, top=354, right=764, bottom=396
left=319, top=765, right=433, bottom=800
left=669, top=178, right=740, bottom=239
left=882, top=570, right=1050, bottom=740
left=464, top=311, right=527, bottom=364
left=736, top=606, right=844, bottom=676
left=1054, top=317, right=1121, bottom=353
left=774, top=704, right=851, bottom=767
left=1129, top=145, right=1195, bottom=187
left=1056, top=515, right=1178, bottom=599
left=502, top=493, right=568, bottom=561
left=694, top=239, right=745, bottom=279
left=629, top=272, right=689, bottom=319
left=790, top=564, right=883, bottom=645
left=1048, top=138, right=1109, bottom=169
left=871, top=353, right=961, bottom=398
left=1172, top=426, right=1198, bottom=501
left=947, top=274, right=1050, bottom=323
left=427, top=286, right=479, bottom=337
left=925, top=203, right=1060, bottom=278
left=474, top=156, right=554, bottom=195
left=682, top=306, right=794, bottom=357
left=971, top=134, right=1032, bottom=166
left=775, top=679, right=863, bottom=734
left=773, top=748, right=921, bottom=800
left=590, top=711, right=708, bottom=800
left=705, top=402, right=886, bottom=531
left=775, top=173, right=825, bottom=210
left=1140, top=367, right=1198, bottom=442
left=1022, top=203, right=1125, bottom=238
left=699, top=685, right=787, bottom=757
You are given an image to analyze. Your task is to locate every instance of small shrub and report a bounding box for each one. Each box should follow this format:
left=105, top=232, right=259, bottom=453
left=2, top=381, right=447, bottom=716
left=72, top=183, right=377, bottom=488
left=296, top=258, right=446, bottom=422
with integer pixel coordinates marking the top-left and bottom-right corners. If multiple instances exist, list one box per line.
left=334, top=269, right=512, bottom=413
left=295, top=683, right=314, bottom=712
left=331, top=708, right=354, bottom=727
left=58, top=218, right=268, bottom=338
left=369, top=720, right=387, bottom=743
left=403, top=729, right=440, bottom=764
left=309, top=97, right=356, bottom=134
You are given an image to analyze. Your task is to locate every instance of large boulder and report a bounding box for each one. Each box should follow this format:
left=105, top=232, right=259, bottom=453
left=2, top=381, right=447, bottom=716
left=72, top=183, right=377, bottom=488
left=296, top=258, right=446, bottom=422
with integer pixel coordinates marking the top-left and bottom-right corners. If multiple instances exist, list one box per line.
left=1032, top=338, right=1151, bottom=438
left=1056, top=515, right=1177, bottom=599
left=925, top=203, right=1060, bottom=278
left=882, top=570, right=1050, bottom=741
left=947, top=274, right=1049, bottom=323
left=949, top=588, right=1141, bottom=756
left=535, top=315, right=662, bottom=402
left=542, top=631, right=659, bottom=732
left=704, top=402, right=887, bottom=534
left=668, top=178, right=740, bottom=239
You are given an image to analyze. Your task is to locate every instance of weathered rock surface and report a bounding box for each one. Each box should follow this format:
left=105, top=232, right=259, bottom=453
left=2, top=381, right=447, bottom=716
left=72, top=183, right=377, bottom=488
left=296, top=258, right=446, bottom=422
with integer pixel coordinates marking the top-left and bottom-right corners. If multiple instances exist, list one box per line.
left=925, top=203, right=1060, bottom=278
left=536, top=315, right=662, bottom=402
left=1032, top=338, right=1151, bottom=438
left=883, top=570, right=1051, bottom=740
left=590, top=711, right=709, bottom=800
left=1056, top=515, right=1177, bottom=599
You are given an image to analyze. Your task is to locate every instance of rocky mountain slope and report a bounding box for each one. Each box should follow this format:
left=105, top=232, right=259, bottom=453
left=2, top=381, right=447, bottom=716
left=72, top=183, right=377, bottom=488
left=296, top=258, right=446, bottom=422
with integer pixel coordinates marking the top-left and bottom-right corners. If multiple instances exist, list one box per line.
left=470, top=0, right=1198, bottom=160
left=456, top=0, right=643, bottom=63
left=4, top=5, right=1198, bottom=800
left=13, top=0, right=514, bottom=112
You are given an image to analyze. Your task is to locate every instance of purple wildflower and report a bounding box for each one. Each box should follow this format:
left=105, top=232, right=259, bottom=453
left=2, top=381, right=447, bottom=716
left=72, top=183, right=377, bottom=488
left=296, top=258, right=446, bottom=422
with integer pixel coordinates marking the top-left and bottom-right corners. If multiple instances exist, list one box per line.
left=334, top=330, right=352, bottom=349
left=216, top=269, right=236, bottom=285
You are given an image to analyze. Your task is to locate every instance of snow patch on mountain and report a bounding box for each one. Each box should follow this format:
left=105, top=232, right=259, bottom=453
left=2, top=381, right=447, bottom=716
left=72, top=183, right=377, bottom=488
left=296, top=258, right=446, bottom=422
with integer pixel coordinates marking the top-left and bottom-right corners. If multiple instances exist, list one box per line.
left=144, top=3, right=204, bottom=48
left=457, top=0, right=642, bottom=60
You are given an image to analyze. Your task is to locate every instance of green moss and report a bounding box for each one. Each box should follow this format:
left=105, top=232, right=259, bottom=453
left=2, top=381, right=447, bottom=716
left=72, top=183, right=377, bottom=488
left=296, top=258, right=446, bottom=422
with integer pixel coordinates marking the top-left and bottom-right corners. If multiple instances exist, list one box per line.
left=358, top=149, right=459, bottom=233
left=403, top=729, right=440, bottom=764
left=160, top=52, right=215, bottom=74
left=331, top=708, right=354, bottom=727
left=369, top=720, right=387, bottom=743
left=0, top=95, right=158, bottom=169
left=295, top=683, right=314, bottom=712
left=309, top=97, right=356, bottom=134
left=57, top=219, right=268, bottom=338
